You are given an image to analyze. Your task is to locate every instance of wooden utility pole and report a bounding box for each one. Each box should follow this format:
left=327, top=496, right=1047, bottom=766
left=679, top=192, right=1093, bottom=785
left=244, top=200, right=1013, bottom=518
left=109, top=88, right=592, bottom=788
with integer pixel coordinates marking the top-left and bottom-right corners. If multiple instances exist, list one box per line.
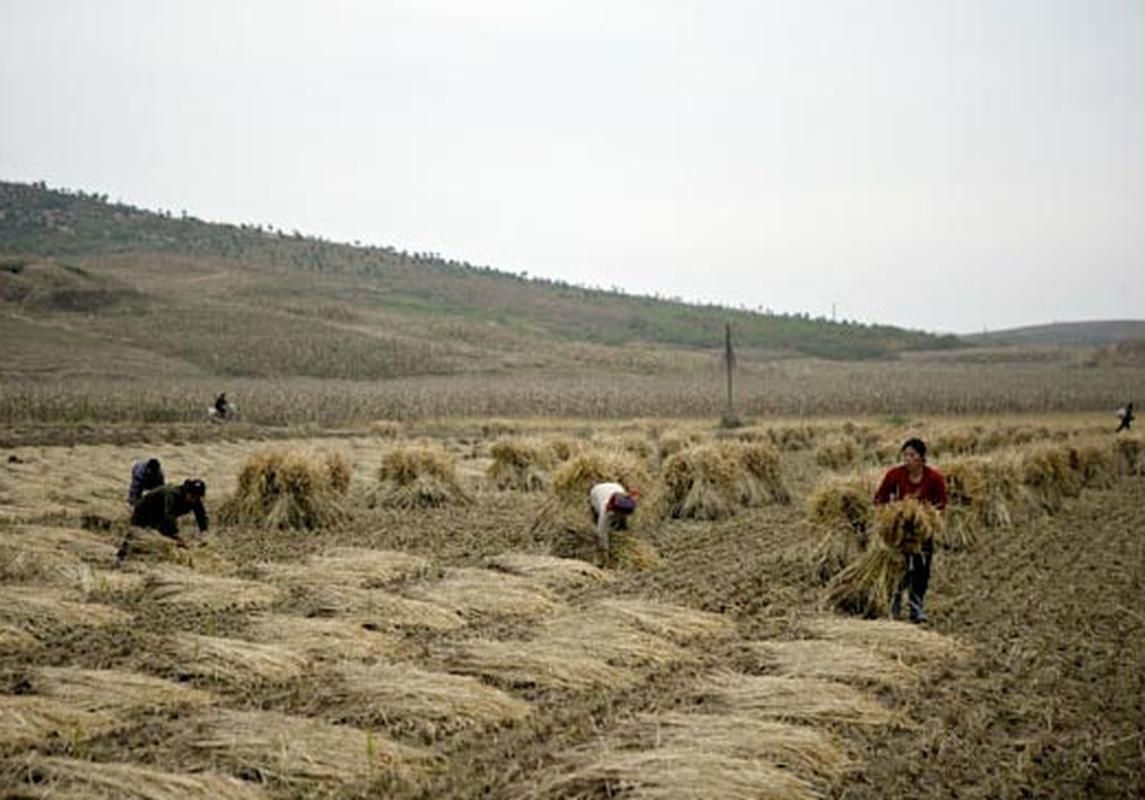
left=721, top=322, right=741, bottom=428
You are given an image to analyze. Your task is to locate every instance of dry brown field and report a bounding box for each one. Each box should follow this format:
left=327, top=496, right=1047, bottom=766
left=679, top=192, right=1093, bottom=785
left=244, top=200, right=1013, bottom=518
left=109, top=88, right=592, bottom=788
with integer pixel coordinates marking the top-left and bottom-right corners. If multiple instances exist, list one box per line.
left=1, top=414, right=1142, bottom=800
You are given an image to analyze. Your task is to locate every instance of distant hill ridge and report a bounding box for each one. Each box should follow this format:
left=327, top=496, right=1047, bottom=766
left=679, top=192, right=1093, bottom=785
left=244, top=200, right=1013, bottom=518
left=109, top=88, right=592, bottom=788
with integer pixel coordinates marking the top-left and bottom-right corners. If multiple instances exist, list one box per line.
left=961, top=320, right=1145, bottom=348
left=1, top=180, right=1129, bottom=381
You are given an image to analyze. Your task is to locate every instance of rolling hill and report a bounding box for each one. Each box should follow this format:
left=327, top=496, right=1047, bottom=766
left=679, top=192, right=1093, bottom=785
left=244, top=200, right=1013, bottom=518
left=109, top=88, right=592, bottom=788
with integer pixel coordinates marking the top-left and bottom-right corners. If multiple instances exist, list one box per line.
left=1, top=181, right=966, bottom=382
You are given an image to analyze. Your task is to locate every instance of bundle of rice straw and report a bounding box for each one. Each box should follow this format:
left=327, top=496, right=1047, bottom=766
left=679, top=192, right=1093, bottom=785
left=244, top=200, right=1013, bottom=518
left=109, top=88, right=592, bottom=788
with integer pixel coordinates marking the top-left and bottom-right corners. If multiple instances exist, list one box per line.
left=824, top=498, right=938, bottom=618
left=290, top=585, right=467, bottom=631
left=529, top=449, right=655, bottom=565
left=766, top=424, right=817, bottom=451
left=219, top=447, right=350, bottom=530
left=941, top=456, right=1020, bottom=549
left=1112, top=435, right=1143, bottom=476
left=116, top=529, right=232, bottom=573
left=815, top=436, right=860, bottom=471
left=1068, top=440, right=1116, bottom=489
left=662, top=441, right=787, bottom=521
left=177, top=708, right=431, bottom=785
left=487, top=437, right=554, bottom=492
left=1022, top=442, right=1088, bottom=514
left=371, top=443, right=472, bottom=508
left=6, top=756, right=266, bottom=800
left=806, top=475, right=875, bottom=582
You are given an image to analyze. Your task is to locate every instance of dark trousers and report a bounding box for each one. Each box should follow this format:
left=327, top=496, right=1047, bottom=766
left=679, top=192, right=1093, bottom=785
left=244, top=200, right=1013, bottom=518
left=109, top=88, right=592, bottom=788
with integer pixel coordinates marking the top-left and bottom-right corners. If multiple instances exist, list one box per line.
left=892, top=549, right=933, bottom=621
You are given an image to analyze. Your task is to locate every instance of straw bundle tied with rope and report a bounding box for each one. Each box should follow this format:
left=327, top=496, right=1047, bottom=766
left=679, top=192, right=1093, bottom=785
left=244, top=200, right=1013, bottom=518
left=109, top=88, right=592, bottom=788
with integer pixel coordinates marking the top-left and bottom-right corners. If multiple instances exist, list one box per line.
left=142, top=564, right=281, bottom=610
left=806, top=474, right=877, bottom=582
left=487, top=437, right=556, bottom=491
left=824, top=498, right=940, bottom=618
left=219, top=447, right=351, bottom=530
left=167, top=633, right=312, bottom=684
left=485, top=552, right=615, bottom=591
left=371, top=443, right=472, bottom=508
left=530, top=449, right=659, bottom=567
left=177, top=708, right=432, bottom=785
left=694, top=670, right=900, bottom=727
left=941, top=456, right=1022, bottom=550
left=1069, top=439, right=1117, bottom=489
left=442, top=637, right=637, bottom=690
left=743, top=639, right=920, bottom=688
left=662, top=441, right=790, bottom=521
left=332, top=660, right=532, bottom=734
left=1113, top=434, right=1143, bottom=476
left=3, top=755, right=268, bottom=800
left=1020, top=443, right=1082, bottom=514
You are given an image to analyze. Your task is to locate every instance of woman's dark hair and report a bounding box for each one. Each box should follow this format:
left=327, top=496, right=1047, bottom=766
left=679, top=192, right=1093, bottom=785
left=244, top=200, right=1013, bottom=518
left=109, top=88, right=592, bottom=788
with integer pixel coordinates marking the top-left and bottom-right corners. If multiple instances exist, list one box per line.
left=901, top=437, right=927, bottom=461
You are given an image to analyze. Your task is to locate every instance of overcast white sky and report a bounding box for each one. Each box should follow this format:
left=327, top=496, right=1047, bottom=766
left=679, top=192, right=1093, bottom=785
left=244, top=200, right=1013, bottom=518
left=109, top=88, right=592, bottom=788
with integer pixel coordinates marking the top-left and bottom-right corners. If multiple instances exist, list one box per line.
left=2, top=0, right=1143, bottom=334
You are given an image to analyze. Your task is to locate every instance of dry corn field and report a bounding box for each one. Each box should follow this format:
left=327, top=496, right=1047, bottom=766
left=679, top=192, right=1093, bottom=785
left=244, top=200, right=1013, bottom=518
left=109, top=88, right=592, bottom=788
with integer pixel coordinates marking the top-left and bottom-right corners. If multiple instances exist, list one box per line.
left=1, top=416, right=1142, bottom=800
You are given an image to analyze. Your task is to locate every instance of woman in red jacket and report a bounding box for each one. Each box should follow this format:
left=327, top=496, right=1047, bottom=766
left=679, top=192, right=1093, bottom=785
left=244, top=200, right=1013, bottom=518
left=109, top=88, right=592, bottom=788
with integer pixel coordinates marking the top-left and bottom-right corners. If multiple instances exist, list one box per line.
left=874, top=438, right=947, bottom=623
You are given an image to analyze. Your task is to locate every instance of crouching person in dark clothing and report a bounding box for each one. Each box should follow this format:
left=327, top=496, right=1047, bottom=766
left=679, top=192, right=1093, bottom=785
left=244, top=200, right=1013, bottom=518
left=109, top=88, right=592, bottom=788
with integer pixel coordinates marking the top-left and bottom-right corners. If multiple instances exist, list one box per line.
left=117, top=479, right=208, bottom=561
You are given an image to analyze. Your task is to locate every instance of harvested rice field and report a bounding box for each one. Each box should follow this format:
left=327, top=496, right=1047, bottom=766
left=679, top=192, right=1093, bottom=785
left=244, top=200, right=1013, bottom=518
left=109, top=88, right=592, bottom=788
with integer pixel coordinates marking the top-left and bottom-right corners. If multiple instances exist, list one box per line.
left=0, top=418, right=1142, bottom=800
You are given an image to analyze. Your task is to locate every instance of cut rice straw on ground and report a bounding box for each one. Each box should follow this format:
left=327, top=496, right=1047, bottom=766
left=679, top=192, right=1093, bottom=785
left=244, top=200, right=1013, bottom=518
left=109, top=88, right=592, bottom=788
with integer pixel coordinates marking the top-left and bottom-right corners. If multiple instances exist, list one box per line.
left=619, top=711, right=853, bottom=785
left=589, top=598, right=735, bottom=643
left=256, top=547, right=430, bottom=589
left=1, top=586, right=132, bottom=633
left=178, top=708, right=432, bottom=784
left=443, top=638, right=637, bottom=690
left=33, top=667, right=215, bottom=711
left=485, top=552, right=614, bottom=591
left=694, top=670, right=900, bottom=727
left=797, top=616, right=971, bottom=663
left=246, top=614, right=401, bottom=660
left=0, top=622, right=40, bottom=653
left=535, top=608, right=690, bottom=668
left=295, top=585, right=467, bottom=631
left=742, top=639, right=919, bottom=688
left=167, top=633, right=312, bottom=684
left=5, top=755, right=268, bottom=800
left=331, top=661, right=532, bottom=733
left=402, top=567, right=559, bottom=619
left=142, top=565, right=281, bottom=610
left=531, top=746, right=822, bottom=800
left=0, top=696, right=119, bottom=750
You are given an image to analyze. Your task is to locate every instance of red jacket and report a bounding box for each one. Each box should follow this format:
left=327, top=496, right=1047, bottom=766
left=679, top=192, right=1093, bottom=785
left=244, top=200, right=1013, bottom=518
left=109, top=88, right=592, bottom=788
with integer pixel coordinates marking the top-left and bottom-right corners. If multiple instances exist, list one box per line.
left=874, top=465, right=947, bottom=510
